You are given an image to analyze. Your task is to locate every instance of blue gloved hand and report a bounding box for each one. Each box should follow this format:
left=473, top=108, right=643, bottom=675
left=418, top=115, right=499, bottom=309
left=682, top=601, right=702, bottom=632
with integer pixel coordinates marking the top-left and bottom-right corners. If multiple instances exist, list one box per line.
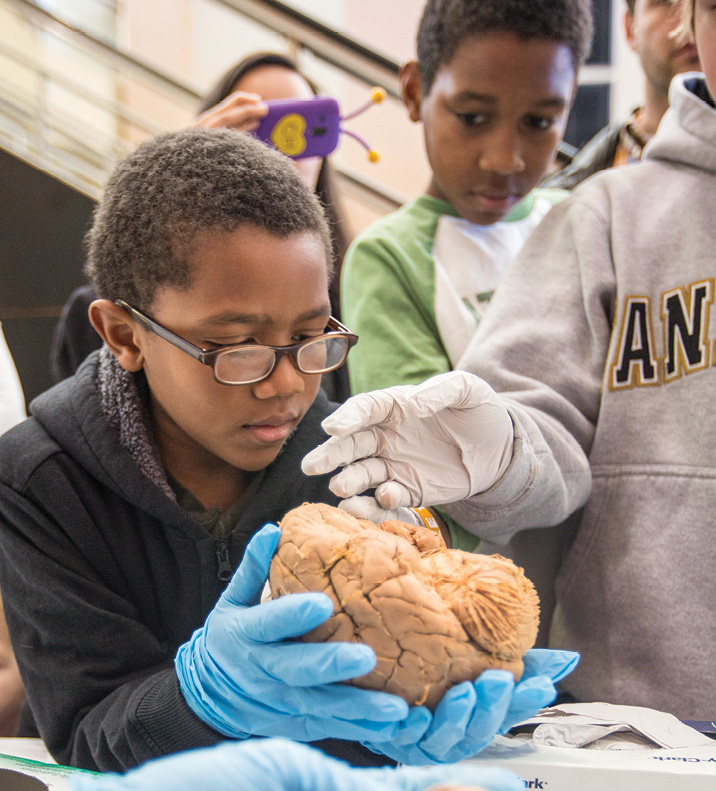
left=362, top=648, right=580, bottom=765
left=174, top=524, right=409, bottom=742
left=70, top=738, right=524, bottom=791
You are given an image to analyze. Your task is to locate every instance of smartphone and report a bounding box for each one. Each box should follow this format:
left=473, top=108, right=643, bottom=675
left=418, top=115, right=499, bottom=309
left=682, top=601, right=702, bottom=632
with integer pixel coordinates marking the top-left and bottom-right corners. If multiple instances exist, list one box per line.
left=253, top=96, right=341, bottom=159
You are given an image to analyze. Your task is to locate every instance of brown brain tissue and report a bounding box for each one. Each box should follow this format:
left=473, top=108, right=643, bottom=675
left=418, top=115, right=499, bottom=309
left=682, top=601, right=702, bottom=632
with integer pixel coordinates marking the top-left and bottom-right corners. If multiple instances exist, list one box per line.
left=269, top=502, right=540, bottom=709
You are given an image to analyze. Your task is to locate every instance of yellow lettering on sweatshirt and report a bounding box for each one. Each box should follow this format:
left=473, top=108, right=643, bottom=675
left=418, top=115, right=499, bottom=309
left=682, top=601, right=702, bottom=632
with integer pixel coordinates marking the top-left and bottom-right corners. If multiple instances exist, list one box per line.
left=608, top=279, right=714, bottom=390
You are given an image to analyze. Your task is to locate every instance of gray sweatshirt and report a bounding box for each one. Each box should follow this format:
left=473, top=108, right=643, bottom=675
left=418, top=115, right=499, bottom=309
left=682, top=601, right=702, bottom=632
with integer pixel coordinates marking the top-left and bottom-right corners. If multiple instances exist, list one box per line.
left=444, top=74, right=716, bottom=720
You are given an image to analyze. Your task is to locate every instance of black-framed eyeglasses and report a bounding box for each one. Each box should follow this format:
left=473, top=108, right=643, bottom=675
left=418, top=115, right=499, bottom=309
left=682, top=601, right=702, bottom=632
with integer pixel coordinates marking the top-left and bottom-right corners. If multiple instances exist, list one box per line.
left=116, top=300, right=358, bottom=386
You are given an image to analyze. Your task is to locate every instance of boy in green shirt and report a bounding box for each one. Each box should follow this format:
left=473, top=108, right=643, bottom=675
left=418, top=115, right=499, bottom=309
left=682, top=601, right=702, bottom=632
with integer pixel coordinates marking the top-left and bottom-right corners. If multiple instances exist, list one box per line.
left=342, top=0, right=592, bottom=394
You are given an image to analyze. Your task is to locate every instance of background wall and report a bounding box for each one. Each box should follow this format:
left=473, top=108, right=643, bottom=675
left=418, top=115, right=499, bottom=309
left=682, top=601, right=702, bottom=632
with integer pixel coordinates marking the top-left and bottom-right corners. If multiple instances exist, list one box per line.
left=0, top=147, right=95, bottom=402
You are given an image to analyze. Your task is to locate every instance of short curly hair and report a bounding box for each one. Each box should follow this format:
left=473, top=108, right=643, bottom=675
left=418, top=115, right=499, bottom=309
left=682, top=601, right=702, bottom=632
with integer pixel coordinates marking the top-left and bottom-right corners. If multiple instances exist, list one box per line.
left=85, top=128, right=332, bottom=311
left=417, top=0, right=594, bottom=94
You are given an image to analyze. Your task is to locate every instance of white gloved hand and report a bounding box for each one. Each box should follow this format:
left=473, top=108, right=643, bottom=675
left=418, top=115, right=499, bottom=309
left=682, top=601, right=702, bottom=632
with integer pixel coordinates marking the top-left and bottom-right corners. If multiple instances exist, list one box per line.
left=302, top=371, right=514, bottom=511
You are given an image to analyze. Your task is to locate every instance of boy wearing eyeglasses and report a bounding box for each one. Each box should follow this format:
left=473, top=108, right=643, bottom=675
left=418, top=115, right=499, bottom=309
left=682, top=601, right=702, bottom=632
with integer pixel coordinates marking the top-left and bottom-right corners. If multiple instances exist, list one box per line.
left=0, top=129, right=572, bottom=773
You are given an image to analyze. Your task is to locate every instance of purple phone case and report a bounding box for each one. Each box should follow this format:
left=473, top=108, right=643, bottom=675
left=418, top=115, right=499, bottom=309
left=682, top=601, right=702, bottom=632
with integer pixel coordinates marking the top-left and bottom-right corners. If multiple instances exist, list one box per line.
left=253, top=96, right=341, bottom=159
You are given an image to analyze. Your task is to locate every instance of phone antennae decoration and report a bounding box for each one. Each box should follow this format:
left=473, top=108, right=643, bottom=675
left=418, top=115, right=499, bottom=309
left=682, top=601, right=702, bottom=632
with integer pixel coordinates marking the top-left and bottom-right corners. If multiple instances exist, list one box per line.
left=253, top=86, right=386, bottom=163
left=339, top=87, right=385, bottom=162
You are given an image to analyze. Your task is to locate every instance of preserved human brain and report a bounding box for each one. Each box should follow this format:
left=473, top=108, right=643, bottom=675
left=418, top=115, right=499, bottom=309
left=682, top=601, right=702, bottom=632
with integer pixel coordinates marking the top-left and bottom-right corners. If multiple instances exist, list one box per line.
left=269, top=502, right=540, bottom=709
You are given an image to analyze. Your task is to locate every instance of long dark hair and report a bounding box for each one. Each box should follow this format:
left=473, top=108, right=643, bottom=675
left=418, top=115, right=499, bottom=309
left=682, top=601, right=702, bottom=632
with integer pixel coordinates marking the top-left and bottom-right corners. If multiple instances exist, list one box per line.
left=199, top=52, right=351, bottom=321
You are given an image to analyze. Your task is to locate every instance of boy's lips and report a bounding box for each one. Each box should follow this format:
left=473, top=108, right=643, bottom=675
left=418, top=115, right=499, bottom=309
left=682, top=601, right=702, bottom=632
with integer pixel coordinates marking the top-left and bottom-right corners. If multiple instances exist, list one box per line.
left=242, top=413, right=300, bottom=444
left=471, top=190, right=520, bottom=214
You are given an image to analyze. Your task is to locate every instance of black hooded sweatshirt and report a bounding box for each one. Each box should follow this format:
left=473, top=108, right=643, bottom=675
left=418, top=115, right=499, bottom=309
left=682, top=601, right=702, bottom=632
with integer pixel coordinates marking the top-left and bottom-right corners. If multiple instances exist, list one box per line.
left=0, top=352, right=391, bottom=772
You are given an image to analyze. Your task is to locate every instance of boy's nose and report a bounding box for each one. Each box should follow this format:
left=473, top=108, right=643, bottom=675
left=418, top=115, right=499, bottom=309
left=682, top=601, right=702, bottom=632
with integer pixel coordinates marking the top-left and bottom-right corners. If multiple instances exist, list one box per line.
left=479, top=129, right=526, bottom=175
left=253, top=353, right=305, bottom=399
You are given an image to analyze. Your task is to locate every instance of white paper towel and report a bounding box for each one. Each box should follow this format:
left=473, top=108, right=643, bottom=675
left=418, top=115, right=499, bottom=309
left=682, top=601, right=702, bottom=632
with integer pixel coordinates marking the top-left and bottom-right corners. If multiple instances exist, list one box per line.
left=511, top=702, right=716, bottom=751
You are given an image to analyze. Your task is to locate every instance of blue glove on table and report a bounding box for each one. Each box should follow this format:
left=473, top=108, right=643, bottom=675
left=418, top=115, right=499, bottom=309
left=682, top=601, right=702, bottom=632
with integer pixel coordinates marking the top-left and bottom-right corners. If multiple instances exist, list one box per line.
left=70, top=738, right=524, bottom=791
left=174, top=524, right=409, bottom=742
left=362, top=648, right=580, bottom=765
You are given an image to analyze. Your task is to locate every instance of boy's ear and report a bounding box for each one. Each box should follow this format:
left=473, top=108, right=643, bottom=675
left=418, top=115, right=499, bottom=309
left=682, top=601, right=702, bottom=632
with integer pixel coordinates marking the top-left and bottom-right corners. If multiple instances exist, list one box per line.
left=88, top=299, right=145, bottom=373
left=400, top=60, right=423, bottom=123
left=623, top=8, right=636, bottom=52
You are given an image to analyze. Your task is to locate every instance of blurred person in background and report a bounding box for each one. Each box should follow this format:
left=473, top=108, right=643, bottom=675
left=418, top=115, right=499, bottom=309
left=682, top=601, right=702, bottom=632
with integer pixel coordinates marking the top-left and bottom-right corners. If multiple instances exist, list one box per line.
left=0, top=322, right=24, bottom=436
left=546, top=0, right=700, bottom=188
left=0, top=322, right=24, bottom=736
left=50, top=53, right=352, bottom=401
left=0, top=594, right=23, bottom=737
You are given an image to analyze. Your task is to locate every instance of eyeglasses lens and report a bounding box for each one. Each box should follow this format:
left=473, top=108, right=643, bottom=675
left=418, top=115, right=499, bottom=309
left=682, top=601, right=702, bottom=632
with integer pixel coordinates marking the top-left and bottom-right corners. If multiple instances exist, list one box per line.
left=213, top=336, right=349, bottom=384
left=214, top=347, right=274, bottom=384
left=297, top=336, right=348, bottom=372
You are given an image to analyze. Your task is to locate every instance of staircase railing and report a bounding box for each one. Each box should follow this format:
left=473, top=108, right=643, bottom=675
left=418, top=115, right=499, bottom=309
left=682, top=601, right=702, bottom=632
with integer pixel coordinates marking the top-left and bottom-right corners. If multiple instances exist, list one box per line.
left=0, top=0, right=406, bottom=211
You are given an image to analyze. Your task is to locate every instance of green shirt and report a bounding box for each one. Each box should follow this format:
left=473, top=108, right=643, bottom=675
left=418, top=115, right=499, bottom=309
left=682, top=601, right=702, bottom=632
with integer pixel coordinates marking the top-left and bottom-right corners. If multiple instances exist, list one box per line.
left=341, top=190, right=565, bottom=551
left=341, top=191, right=565, bottom=395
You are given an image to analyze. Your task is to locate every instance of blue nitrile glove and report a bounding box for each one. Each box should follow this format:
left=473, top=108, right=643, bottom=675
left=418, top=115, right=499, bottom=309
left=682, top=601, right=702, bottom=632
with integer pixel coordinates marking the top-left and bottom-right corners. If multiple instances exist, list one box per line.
left=174, top=523, right=409, bottom=742
left=70, top=738, right=524, bottom=791
left=362, top=648, right=580, bottom=765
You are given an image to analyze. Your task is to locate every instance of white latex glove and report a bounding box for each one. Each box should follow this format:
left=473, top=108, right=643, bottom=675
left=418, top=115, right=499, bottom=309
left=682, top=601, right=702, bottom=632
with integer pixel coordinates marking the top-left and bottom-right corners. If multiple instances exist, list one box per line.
left=302, top=371, right=514, bottom=516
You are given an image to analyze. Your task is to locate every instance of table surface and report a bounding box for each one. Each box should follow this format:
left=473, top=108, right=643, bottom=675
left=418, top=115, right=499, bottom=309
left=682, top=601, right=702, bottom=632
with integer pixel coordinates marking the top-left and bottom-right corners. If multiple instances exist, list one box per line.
left=0, top=738, right=55, bottom=764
